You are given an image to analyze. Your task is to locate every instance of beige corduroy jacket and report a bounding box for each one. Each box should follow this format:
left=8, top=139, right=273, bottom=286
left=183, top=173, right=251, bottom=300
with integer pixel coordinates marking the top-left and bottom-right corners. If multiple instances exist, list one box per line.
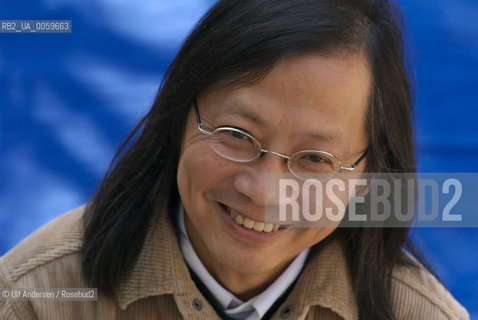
left=0, top=206, right=470, bottom=319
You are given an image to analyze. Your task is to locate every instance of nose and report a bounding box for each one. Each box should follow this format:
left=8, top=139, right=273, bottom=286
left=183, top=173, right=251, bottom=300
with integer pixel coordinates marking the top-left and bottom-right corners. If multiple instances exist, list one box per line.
left=233, top=152, right=290, bottom=207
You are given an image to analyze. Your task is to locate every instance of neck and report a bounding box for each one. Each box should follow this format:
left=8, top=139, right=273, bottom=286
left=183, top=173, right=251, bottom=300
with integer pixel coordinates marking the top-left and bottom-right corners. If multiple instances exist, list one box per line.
left=183, top=215, right=293, bottom=301
left=203, top=257, right=292, bottom=301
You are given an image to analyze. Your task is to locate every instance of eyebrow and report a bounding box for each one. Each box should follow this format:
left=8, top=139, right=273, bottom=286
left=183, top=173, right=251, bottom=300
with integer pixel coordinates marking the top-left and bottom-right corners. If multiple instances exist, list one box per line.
left=301, top=130, right=344, bottom=143
left=214, top=99, right=344, bottom=143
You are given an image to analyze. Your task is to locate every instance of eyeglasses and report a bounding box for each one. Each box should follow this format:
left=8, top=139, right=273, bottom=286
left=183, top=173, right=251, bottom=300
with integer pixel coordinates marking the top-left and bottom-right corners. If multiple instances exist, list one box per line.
left=193, top=98, right=367, bottom=180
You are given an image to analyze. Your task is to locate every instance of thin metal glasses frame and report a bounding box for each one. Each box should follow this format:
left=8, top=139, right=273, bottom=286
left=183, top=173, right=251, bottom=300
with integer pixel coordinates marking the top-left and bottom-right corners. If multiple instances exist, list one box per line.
left=193, top=98, right=367, bottom=175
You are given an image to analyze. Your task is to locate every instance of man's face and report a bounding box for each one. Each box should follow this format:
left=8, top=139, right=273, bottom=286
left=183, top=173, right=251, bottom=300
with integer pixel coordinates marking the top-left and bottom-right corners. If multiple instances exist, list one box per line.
left=177, top=53, right=371, bottom=294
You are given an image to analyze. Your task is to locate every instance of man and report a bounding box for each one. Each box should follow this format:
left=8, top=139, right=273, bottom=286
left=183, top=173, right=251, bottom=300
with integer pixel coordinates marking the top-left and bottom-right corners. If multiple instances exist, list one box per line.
left=0, top=0, right=469, bottom=319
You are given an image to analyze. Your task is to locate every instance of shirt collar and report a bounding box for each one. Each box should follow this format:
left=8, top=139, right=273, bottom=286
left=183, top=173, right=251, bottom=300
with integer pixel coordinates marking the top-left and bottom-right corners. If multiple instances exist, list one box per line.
left=177, top=206, right=239, bottom=309
left=115, top=206, right=358, bottom=319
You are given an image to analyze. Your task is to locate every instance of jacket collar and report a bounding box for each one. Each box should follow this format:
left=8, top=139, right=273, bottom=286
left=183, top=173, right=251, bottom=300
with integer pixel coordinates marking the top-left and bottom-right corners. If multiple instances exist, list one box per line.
left=285, top=239, right=358, bottom=320
left=116, top=210, right=177, bottom=310
left=116, top=209, right=357, bottom=319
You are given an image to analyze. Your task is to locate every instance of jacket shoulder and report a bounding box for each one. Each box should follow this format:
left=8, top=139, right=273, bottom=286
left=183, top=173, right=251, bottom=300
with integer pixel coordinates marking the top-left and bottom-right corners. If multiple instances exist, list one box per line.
left=0, top=205, right=86, bottom=284
left=391, top=253, right=469, bottom=320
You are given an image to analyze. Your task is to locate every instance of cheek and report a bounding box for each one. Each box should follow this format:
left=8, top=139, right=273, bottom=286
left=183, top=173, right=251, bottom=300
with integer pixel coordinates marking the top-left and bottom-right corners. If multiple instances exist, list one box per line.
left=177, top=145, right=229, bottom=212
left=177, top=152, right=205, bottom=206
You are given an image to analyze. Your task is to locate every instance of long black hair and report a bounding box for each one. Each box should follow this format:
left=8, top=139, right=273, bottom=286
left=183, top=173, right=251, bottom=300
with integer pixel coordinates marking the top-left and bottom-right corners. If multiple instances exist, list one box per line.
left=82, top=1, right=429, bottom=319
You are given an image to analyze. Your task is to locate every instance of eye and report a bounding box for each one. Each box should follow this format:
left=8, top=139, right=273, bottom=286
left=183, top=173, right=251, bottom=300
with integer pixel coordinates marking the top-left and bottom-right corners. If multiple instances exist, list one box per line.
left=290, top=151, right=336, bottom=173
left=306, top=154, right=326, bottom=163
left=214, top=127, right=256, bottom=147
left=222, top=127, right=256, bottom=142
left=230, top=129, right=250, bottom=140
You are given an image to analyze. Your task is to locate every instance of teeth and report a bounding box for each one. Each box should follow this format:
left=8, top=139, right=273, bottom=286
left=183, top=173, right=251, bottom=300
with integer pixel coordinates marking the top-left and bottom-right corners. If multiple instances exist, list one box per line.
left=263, top=223, right=273, bottom=232
left=243, top=217, right=254, bottom=229
left=235, top=214, right=244, bottom=225
left=225, top=206, right=280, bottom=232
left=253, top=222, right=264, bottom=232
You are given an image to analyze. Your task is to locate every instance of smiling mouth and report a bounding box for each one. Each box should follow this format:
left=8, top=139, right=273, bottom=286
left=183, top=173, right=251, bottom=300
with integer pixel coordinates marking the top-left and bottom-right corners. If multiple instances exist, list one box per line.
left=221, top=204, right=282, bottom=233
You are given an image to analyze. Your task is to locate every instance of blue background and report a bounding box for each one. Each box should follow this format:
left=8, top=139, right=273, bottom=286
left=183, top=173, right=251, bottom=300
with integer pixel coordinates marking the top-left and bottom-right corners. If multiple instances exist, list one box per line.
left=1, top=0, right=477, bottom=317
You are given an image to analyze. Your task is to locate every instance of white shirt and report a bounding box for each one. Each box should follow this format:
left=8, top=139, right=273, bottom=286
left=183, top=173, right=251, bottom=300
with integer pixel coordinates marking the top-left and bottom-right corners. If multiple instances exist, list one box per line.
left=177, top=206, right=310, bottom=320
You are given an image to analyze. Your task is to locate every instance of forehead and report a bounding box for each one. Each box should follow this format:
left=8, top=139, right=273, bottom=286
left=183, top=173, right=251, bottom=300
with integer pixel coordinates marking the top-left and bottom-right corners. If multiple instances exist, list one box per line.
left=198, top=52, right=371, bottom=147
left=256, top=52, right=371, bottom=111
